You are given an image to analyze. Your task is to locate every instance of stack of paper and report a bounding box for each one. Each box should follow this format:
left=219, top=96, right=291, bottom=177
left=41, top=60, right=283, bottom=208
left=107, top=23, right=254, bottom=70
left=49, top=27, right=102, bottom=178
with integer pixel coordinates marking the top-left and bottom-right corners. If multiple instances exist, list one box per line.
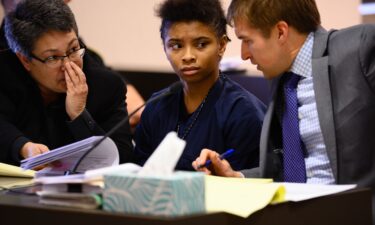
left=20, top=136, right=119, bottom=176
left=280, top=182, right=357, bottom=202
left=34, top=163, right=142, bottom=209
left=0, top=163, right=36, bottom=189
left=33, top=131, right=185, bottom=211
left=36, top=174, right=104, bottom=209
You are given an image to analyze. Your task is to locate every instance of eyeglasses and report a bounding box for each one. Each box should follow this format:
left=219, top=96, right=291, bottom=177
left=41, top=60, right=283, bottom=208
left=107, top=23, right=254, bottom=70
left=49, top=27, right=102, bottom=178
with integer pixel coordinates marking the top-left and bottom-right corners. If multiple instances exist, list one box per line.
left=30, top=44, right=86, bottom=69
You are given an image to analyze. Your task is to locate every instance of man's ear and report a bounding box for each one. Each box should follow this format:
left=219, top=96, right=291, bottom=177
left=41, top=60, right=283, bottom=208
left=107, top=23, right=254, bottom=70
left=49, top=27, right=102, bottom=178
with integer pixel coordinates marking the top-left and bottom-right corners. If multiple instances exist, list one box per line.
left=275, top=21, right=289, bottom=44
left=16, top=52, right=32, bottom=71
left=218, top=35, right=228, bottom=57
left=274, top=21, right=289, bottom=43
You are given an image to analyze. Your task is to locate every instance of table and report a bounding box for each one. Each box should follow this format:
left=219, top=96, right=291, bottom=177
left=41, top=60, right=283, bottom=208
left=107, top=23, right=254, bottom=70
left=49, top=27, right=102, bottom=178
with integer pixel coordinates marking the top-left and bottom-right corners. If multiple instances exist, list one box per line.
left=0, top=182, right=371, bottom=225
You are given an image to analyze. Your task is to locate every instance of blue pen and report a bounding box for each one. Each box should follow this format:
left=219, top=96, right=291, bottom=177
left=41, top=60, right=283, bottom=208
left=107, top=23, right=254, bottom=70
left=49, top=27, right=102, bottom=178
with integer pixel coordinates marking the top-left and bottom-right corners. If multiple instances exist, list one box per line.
left=197, top=149, right=235, bottom=169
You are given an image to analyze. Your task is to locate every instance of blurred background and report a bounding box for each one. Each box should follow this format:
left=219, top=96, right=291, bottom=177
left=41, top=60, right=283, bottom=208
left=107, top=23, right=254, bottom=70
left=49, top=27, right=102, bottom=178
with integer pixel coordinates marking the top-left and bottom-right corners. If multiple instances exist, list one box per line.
left=1, top=0, right=365, bottom=74
left=1, top=0, right=372, bottom=101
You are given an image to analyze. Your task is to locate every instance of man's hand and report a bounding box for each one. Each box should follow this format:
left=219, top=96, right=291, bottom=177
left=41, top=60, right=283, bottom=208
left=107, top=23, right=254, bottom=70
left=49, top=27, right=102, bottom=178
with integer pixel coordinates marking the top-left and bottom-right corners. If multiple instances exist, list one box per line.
left=64, top=61, right=88, bottom=120
left=20, top=142, right=50, bottom=170
left=192, top=148, right=243, bottom=178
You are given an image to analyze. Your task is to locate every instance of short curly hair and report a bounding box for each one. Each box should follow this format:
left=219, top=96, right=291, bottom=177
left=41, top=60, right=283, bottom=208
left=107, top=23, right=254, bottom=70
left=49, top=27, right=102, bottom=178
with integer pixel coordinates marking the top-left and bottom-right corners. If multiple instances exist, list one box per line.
left=4, top=0, right=78, bottom=58
left=156, top=0, right=228, bottom=42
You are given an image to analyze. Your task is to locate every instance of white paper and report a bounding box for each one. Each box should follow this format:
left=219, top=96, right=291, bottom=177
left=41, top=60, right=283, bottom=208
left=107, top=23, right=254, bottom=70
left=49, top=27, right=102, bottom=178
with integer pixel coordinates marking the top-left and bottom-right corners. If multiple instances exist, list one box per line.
left=34, top=163, right=142, bottom=185
left=279, top=182, right=357, bottom=202
left=85, top=163, right=141, bottom=179
left=138, top=131, right=186, bottom=176
left=34, top=132, right=185, bottom=189
left=33, top=132, right=186, bottom=211
left=21, top=136, right=119, bottom=176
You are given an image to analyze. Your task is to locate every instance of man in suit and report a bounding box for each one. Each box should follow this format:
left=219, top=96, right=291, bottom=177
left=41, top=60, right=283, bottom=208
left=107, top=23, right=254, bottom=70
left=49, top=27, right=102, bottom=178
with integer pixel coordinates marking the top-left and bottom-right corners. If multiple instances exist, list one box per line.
left=0, top=0, right=134, bottom=166
left=193, top=0, right=375, bottom=221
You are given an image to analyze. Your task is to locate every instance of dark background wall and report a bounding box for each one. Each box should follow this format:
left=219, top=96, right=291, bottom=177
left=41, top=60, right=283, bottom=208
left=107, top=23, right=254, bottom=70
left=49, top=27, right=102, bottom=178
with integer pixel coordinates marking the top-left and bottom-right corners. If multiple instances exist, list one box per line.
left=119, top=70, right=271, bottom=105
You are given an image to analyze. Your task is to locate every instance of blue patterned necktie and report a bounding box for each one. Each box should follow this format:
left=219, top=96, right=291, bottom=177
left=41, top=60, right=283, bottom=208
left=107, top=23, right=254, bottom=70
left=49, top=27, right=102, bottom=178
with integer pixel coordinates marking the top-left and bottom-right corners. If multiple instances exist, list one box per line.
left=282, top=72, right=306, bottom=183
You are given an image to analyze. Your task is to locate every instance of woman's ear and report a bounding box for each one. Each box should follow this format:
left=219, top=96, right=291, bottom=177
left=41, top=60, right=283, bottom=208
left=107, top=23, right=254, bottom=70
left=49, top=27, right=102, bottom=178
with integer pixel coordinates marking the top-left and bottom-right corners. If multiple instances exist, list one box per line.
left=16, top=52, right=32, bottom=71
left=218, top=35, right=228, bottom=57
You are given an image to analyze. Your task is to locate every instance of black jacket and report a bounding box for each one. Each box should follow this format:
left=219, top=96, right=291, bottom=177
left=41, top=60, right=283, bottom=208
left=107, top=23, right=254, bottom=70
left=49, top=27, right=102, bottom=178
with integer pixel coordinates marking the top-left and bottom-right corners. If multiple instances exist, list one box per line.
left=0, top=49, right=134, bottom=165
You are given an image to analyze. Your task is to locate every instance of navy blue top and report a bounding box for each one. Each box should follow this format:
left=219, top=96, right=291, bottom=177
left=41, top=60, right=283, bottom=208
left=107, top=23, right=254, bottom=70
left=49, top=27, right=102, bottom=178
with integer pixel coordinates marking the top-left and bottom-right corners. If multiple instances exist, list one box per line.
left=134, top=74, right=266, bottom=171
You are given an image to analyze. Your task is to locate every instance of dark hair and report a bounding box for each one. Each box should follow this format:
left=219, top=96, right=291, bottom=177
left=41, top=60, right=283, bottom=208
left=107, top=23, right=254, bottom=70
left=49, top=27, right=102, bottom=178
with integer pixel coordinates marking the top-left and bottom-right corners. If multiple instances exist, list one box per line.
left=156, top=0, right=228, bottom=42
left=227, top=0, right=321, bottom=37
left=4, top=0, right=78, bottom=58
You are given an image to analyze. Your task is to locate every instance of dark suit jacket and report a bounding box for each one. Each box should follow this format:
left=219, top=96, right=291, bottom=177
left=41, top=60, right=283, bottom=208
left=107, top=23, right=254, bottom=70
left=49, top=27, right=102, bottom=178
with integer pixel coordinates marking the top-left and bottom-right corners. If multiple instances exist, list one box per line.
left=0, top=22, right=7, bottom=51
left=0, top=49, right=134, bottom=165
left=243, top=24, right=375, bottom=187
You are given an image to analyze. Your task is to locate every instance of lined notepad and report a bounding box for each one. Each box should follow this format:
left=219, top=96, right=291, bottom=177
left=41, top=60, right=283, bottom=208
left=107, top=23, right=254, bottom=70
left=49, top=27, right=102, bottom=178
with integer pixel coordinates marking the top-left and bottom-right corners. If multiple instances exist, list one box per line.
left=205, top=176, right=284, bottom=218
left=205, top=175, right=356, bottom=218
left=0, top=163, right=35, bottom=178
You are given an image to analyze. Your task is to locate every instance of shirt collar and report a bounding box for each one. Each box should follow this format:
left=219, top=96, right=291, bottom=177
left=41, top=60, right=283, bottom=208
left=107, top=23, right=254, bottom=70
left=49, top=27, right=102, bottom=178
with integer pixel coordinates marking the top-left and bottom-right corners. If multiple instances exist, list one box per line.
left=290, top=32, right=314, bottom=78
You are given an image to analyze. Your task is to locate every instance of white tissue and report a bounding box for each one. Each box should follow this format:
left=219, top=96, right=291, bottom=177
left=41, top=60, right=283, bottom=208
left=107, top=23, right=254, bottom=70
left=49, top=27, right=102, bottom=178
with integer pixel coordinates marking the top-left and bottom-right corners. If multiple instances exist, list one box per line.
left=138, top=131, right=186, bottom=176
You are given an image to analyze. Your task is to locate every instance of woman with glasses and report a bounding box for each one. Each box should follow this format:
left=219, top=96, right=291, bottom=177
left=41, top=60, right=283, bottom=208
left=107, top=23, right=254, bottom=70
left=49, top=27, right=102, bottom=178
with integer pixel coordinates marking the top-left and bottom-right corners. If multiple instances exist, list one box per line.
left=0, top=0, right=145, bottom=134
left=0, top=0, right=134, bottom=166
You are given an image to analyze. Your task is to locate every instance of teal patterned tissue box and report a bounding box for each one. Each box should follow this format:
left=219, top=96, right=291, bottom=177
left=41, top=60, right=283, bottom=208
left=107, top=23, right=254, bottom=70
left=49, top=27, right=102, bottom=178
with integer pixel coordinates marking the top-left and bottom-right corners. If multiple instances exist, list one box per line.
left=103, top=172, right=205, bottom=216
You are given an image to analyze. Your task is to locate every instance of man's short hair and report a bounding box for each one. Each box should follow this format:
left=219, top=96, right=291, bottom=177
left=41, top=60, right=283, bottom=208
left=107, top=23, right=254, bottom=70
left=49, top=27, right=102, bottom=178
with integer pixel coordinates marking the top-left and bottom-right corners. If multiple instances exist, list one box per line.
left=227, top=0, right=321, bottom=37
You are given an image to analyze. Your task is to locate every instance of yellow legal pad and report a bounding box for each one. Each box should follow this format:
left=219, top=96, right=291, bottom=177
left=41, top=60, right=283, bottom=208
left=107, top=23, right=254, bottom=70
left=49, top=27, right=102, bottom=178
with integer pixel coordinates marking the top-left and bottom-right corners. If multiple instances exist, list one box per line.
left=205, top=175, right=285, bottom=218
left=0, top=163, right=35, bottom=178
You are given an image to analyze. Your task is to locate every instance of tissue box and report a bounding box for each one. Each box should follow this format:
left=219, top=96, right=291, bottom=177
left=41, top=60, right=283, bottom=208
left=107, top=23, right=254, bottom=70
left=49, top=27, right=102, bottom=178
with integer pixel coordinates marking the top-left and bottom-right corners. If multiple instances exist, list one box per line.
left=103, top=171, right=205, bottom=216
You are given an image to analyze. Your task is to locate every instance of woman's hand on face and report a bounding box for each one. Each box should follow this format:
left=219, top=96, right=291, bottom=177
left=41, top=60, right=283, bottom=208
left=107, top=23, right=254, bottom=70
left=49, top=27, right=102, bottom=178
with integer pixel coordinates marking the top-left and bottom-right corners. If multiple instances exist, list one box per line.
left=64, top=61, right=88, bottom=120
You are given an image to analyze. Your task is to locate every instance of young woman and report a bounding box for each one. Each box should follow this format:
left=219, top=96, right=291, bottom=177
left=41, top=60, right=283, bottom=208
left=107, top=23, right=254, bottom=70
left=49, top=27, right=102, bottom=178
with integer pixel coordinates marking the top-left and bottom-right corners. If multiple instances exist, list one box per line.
left=134, top=0, right=266, bottom=171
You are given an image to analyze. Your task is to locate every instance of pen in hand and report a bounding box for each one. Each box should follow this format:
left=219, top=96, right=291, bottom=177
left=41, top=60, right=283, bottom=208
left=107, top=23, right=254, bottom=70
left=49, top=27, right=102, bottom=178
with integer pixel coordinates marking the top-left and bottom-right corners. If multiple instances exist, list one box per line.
left=197, top=149, right=235, bottom=169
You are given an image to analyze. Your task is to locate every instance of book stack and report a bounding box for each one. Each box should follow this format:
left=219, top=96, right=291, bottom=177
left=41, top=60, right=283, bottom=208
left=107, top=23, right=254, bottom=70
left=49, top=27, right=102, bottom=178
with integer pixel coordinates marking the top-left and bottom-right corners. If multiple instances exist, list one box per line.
left=36, top=174, right=104, bottom=209
left=34, top=163, right=142, bottom=209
